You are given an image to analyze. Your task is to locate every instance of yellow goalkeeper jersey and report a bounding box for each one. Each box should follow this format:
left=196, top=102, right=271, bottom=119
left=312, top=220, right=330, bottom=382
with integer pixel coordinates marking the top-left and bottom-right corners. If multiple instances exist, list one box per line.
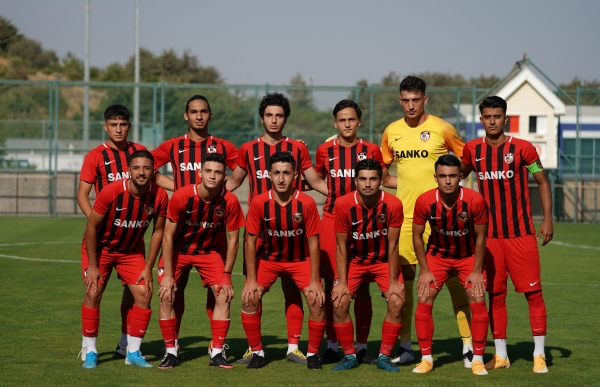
left=381, top=114, right=464, bottom=220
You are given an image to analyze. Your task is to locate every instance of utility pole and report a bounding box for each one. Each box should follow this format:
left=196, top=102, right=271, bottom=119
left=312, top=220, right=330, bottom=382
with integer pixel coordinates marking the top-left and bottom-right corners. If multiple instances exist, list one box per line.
left=133, top=0, right=140, bottom=143
left=83, top=0, right=90, bottom=151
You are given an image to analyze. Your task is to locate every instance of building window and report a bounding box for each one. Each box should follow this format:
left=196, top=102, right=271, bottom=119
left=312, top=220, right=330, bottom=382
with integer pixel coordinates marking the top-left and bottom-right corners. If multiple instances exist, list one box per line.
left=507, top=116, right=519, bottom=133
left=529, top=116, right=547, bottom=135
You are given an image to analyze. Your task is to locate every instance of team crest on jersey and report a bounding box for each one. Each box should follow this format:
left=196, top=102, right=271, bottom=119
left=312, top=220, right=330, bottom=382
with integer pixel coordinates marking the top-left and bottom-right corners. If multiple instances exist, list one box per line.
left=357, top=152, right=367, bottom=161
left=145, top=205, right=154, bottom=215
left=377, top=214, right=387, bottom=223
left=215, top=208, right=225, bottom=218
left=333, top=278, right=339, bottom=286
left=157, top=267, right=164, bottom=276
left=458, top=212, right=469, bottom=223
left=208, top=145, right=217, bottom=154
left=84, top=268, right=88, bottom=277
left=504, top=153, right=514, bottom=164
left=420, top=131, right=430, bottom=142
left=293, top=213, right=303, bottom=223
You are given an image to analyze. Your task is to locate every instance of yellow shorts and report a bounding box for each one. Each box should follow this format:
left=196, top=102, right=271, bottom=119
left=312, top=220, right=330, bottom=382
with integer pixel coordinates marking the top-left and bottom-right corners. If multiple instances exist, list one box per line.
left=399, top=219, right=430, bottom=266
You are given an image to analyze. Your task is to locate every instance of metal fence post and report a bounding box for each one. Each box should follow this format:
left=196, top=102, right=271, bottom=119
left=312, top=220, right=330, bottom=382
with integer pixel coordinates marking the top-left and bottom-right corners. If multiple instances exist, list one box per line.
left=471, top=85, right=477, bottom=141
left=369, top=84, right=374, bottom=143
left=254, top=86, right=259, bottom=138
left=53, top=78, right=59, bottom=217
left=48, top=82, right=53, bottom=215
left=574, top=86, right=581, bottom=223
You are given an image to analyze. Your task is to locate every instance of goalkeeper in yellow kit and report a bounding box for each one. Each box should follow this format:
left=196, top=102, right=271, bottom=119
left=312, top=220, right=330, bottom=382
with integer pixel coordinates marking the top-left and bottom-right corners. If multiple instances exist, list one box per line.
left=381, top=76, right=474, bottom=367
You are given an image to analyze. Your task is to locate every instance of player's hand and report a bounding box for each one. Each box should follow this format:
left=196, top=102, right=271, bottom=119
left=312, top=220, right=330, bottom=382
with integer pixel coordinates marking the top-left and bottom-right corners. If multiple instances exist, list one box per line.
left=242, top=280, right=261, bottom=307
left=136, top=267, right=154, bottom=295
left=537, top=219, right=554, bottom=246
left=159, top=274, right=177, bottom=303
left=417, top=271, right=437, bottom=299
left=331, top=281, right=351, bottom=309
left=465, top=271, right=485, bottom=299
left=386, top=281, right=406, bottom=302
left=84, top=266, right=101, bottom=294
left=215, top=273, right=234, bottom=303
left=305, top=280, right=325, bottom=308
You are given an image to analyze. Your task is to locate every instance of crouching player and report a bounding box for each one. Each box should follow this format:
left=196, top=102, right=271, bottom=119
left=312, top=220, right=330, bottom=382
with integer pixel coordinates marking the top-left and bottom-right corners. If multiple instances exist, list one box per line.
left=330, top=159, right=405, bottom=372
left=157, top=153, right=244, bottom=369
left=81, top=150, right=168, bottom=368
left=241, top=151, right=326, bottom=370
left=411, top=154, right=489, bottom=375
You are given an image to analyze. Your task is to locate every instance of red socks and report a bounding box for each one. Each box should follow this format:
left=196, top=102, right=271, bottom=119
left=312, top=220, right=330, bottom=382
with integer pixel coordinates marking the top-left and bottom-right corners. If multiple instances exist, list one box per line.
left=285, top=295, right=304, bottom=344
left=526, top=290, right=547, bottom=336
left=211, top=319, right=230, bottom=349
left=81, top=304, right=99, bottom=337
left=307, top=319, right=326, bottom=354
left=159, top=318, right=178, bottom=348
left=241, top=312, right=263, bottom=351
left=488, top=291, right=508, bottom=339
left=174, top=291, right=185, bottom=335
left=354, top=297, right=373, bottom=344
left=380, top=320, right=402, bottom=356
left=469, top=302, right=489, bottom=355
left=129, top=305, right=151, bottom=338
left=120, top=304, right=133, bottom=335
left=333, top=321, right=356, bottom=355
left=415, top=302, right=434, bottom=355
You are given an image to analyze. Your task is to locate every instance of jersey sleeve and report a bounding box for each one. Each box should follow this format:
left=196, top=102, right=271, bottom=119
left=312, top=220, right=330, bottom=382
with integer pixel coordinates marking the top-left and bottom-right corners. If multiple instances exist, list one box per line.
left=412, top=194, right=429, bottom=225
left=315, top=144, right=327, bottom=175
left=370, top=144, right=386, bottom=169
left=166, top=189, right=186, bottom=223
left=298, top=143, right=313, bottom=172
left=92, top=186, right=112, bottom=215
left=389, top=198, right=404, bottom=228
left=237, top=143, right=249, bottom=172
left=225, top=194, right=245, bottom=231
left=151, top=140, right=172, bottom=169
left=245, top=198, right=263, bottom=236
left=156, top=189, right=169, bottom=218
left=380, top=129, right=394, bottom=165
left=79, top=150, right=98, bottom=184
left=223, top=140, right=239, bottom=170
left=471, top=193, right=489, bottom=225
left=303, top=197, right=322, bottom=238
left=442, top=122, right=465, bottom=158
left=461, top=141, right=474, bottom=167
left=521, top=141, right=542, bottom=169
left=334, top=199, right=350, bottom=233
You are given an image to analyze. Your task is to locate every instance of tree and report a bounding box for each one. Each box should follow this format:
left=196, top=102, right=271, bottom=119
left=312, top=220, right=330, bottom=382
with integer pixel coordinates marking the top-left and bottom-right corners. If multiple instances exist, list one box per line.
left=0, top=16, right=18, bottom=52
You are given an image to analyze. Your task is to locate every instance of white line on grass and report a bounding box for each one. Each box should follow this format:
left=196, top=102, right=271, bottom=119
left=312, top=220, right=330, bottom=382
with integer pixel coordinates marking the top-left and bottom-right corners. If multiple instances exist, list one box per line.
left=0, top=253, right=79, bottom=263
left=552, top=241, right=600, bottom=251
left=0, top=241, right=79, bottom=247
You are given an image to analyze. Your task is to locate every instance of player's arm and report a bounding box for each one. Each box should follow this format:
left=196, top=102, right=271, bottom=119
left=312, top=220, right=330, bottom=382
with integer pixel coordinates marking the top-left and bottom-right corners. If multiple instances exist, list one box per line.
left=382, top=167, right=397, bottom=189
left=331, top=231, right=351, bottom=308
left=303, top=167, right=328, bottom=195
left=465, top=222, right=487, bottom=299
left=77, top=181, right=94, bottom=218
left=159, top=219, right=178, bottom=302
left=225, top=166, right=248, bottom=192
left=306, top=234, right=325, bottom=307
left=413, top=222, right=436, bottom=298
left=154, top=172, right=174, bottom=192
left=137, top=214, right=165, bottom=295
left=216, top=227, right=240, bottom=303
left=461, top=161, right=474, bottom=180
left=242, top=233, right=261, bottom=307
left=84, top=210, right=105, bottom=293
left=386, top=226, right=405, bottom=301
left=532, top=168, right=554, bottom=246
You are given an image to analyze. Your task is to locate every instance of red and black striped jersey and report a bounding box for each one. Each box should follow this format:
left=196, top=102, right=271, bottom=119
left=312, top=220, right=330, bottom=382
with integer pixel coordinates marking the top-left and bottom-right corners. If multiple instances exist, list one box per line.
left=462, top=136, right=539, bottom=238
left=237, top=137, right=313, bottom=204
left=334, top=190, right=404, bottom=264
left=80, top=142, right=147, bottom=194
left=315, top=138, right=386, bottom=216
left=85, top=179, right=168, bottom=253
left=413, top=187, right=488, bottom=259
left=167, top=184, right=245, bottom=255
left=152, top=134, right=238, bottom=190
left=246, top=189, right=321, bottom=262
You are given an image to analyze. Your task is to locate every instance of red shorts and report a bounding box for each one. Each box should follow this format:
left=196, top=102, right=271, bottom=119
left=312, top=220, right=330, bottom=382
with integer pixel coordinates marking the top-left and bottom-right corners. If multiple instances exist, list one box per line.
left=157, top=252, right=224, bottom=287
left=485, top=235, right=541, bottom=293
left=425, top=253, right=486, bottom=290
left=319, top=214, right=337, bottom=282
left=342, top=262, right=404, bottom=294
left=257, top=260, right=312, bottom=292
left=81, top=247, right=146, bottom=286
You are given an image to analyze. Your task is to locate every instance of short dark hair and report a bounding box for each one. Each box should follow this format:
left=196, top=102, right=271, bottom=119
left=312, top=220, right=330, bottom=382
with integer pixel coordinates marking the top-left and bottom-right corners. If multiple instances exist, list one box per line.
left=185, top=94, right=212, bottom=113
left=259, top=92, right=291, bottom=118
left=399, top=76, right=426, bottom=95
left=269, top=151, right=296, bottom=171
left=355, top=159, right=382, bottom=178
left=104, top=104, right=130, bottom=122
left=479, top=96, right=507, bottom=115
left=203, top=153, right=226, bottom=171
left=333, top=99, right=362, bottom=120
left=434, top=154, right=461, bottom=172
left=128, top=150, right=154, bottom=166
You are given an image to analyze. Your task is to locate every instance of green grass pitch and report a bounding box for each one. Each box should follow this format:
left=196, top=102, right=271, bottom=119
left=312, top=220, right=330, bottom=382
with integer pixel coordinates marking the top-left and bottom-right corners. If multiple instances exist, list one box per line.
left=0, top=218, right=598, bottom=386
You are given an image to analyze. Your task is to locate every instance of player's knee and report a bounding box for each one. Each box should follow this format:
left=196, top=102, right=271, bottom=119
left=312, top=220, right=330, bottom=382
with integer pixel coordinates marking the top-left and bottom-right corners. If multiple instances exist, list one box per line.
left=83, top=292, right=102, bottom=307
left=387, top=294, right=404, bottom=315
left=333, top=299, right=351, bottom=320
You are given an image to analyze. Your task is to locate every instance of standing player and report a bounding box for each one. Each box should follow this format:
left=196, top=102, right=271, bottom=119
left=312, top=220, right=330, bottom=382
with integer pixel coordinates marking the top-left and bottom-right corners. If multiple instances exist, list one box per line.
left=381, top=76, right=474, bottom=366
left=315, top=100, right=396, bottom=365
left=411, top=154, right=489, bottom=375
left=77, top=104, right=172, bottom=360
left=241, top=151, right=326, bottom=370
left=226, top=92, right=327, bottom=364
left=152, top=95, right=238, bottom=353
left=157, top=153, right=244, bottom=369
left=330, top=159, right=405, bottom=372
left=80, top=150, right=168, bottom=369
left=461, top=96, right=553, bottom=373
